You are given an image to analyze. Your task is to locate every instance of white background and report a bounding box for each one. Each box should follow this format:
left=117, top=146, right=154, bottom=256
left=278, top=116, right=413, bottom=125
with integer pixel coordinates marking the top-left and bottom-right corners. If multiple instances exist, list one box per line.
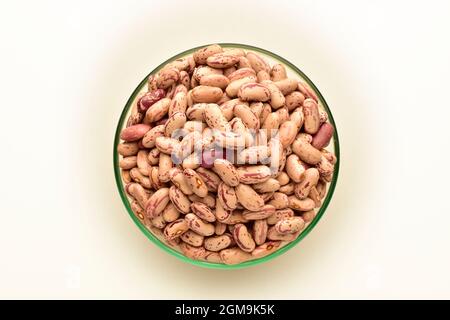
left=1, top=0, right=449, bottom=299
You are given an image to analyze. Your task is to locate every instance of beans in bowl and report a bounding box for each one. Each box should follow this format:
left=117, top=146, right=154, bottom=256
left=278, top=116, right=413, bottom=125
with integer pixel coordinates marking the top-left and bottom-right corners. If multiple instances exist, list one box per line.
left=117, top=44, right=336, bottom=265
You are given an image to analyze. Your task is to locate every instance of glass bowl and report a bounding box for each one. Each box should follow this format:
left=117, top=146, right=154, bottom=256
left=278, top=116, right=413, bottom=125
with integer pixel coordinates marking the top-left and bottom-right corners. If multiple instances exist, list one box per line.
left=113, top=43, right=340, bottom=269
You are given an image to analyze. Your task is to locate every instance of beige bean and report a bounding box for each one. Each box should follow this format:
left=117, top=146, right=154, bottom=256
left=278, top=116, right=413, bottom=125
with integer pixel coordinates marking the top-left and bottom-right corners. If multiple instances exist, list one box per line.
left=199, top=74, right=230, bottom=89
left=120, top=124, right=151, bottom=142
left=285, top=91, right=305, bottom=111
left=257, top=70, right=271, bottom=82
left=212, top=159, right=239, bottom=187
left=237, top=165, right=271, bottom=184
left=180, top=242, right=207, bottom=260
left=285, top=154, right=307, bottom=183
left=215, top=199, right=232, bottom=221
left=206, top=53, right=240, bottom=68
left=158, top=153, right=173, bottom=182
left=137, top=150, right=151, bottom=176
left=262, top=80, right=285, bottom=109
left=259, top=103, right=272, bottom=125
left=126, top=183, right=149, bottom=209
left=149, top=167, right=163, bottom=189
left=180, top=230, right=204, bottom=247
left=319, top=110, right=328, bottom=123
left=215, top=221, right=227, bottom=235
left=246, top=52, right=270, bottom=73
left=233, top=223, right=256, bottom=252
left=261, top=112, right=280, bottom=136
left=188, top=193, right=216, bottom=208
left=225, top=76, right=258, bottom=97
left=289, top=107, right=304, bottom=129
left=253, top=219, right=268, bottom=245
left=145, top=187, right=170, bottom=218
left=142, top=125, right=165, bottom=148
left=156, top=68, right=179, bottom=89
left=278, top=182, right=294, bottom=195
left=155, top=136, right=181, bottom=155
left=317, top=156, right=334, bottom=178
left=316, top=179, right=327, bottom=199
left=217, top=182, right=238, bottom=210
left=275, top=107, right=289, bottom=124
left=130, top=200, right=148, bottom=224
left=183, top=168, right=209, bottom=198
left=267, top=226, right=299, bottom=241
left=191, top=86, right=223, bottom=103
left=184, top=120, right=206, bottom=133
left=165, top=83, right=176, bottom=99
left=227, top=68, right=257, bottom=82
left=165, top=57, right=191, bottom=72
left=193, top=44, right=223, bottom=64
left=195, top=167, right=221, bottom=192
left=179, top=71, right=190, bottom=89
left=121, top=170, right=132, bottom=184
left=220, top=247, right=252, bottom=265
left=288, top=196, right=315, bottom=211
left=238, top=56, right=252, bottom=69
left=235, top=184, right=264, bottom=211
left=168, top=91, right=187, bottom=116
left=204, top=234, right=233, bottom=251
left=260, top=191, right=275, bottom=202
left=275, top=216, right=305, bottom=234
left=191, top=202, right=216, bottom=222
left=117, top=142, right=139, bottom=156
left=303, top=98, right=320, bottom=134
left=223, top=66, right=237, bottom=77
left=238, top=82, right=271, bottom=102
left=292, top=138, right=322, bottom=165
left=162, top=203, right=180, bottom=223
left=163, top=219, right=188, bottom=240
left=203, top=251, right=223, bottom=263
left=302, top=210, right=317, bottom=223
left=268, top=192, right=289, bottom=209
left=130, top=168, right=151, bottom=189
left=151, top=214, right=166, bottom=229
left=204, top=103, right=231, bottom=131
left=220, top=99, right=248, bottom=120
left=169, top=185, right=192, bottom=214
left=221, top=211, right=248, bottom=225
left=169, top=167, right=193, bottom=195
left=276, top=172, right=290, bottom=186
left=249, top=102, right=264, bottom=119
left=274, top=78, right=298, bottom=95
left=185, top=213, right=215, bottom=236
left=279, top=121, right=298, bottom=148
left=298, top=81, right=318, bottom=102
left=119, top=156, right=137, bottom=170
left=186, top=103, right=206, bottom=121
left=233, top=104, right=260, bottom=129
left=224, top=48, right=246, bottom=57
left=237, top=145, right=271, bottom=164
left=252, top=241, right=282, bottom=258
left=193, top=65, right=223, bottom=81
left=164, top=112, right=187, bottom=137
left=270, top=63, right=287, bottom=81
left=308, top=186, right=322, bottom=208
left=253, top=178, right=280, bottom=193
left=145, top=98, right=171, bottom=123
left=212, top=131, right=246, bottom=150
left=267, top=208, right=294, bottom=225
left=295, top=168, right=320, bottom=199
left=242, top=205, right=276, bottom=220
left=182, top=152, right=201, bottom=170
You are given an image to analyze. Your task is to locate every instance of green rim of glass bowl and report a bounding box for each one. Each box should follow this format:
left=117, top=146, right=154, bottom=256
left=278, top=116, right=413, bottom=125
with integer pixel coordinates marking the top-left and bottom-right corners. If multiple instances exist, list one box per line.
left=113, top=43, right=340, bottom=269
